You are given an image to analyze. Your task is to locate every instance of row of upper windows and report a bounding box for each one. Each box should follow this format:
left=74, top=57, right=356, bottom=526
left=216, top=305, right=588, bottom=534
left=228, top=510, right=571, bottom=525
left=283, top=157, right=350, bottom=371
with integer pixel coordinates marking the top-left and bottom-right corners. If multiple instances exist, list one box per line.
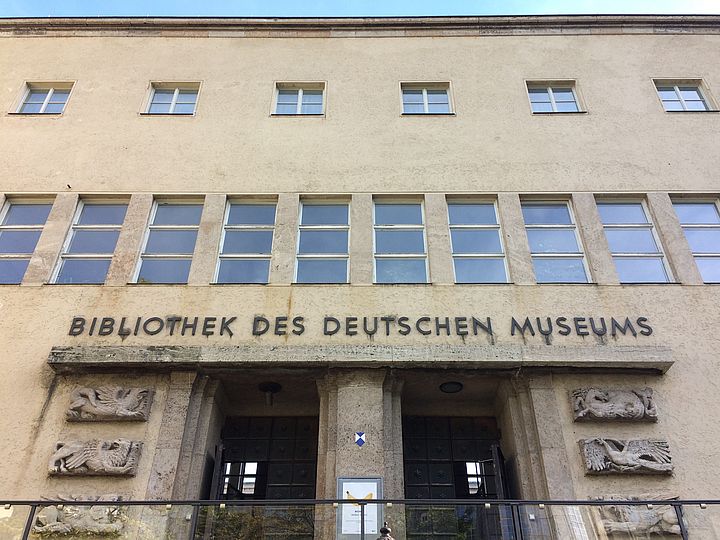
left=2, top=195, right=719, bottom=285
left=8, top=79, right=719, bottom=117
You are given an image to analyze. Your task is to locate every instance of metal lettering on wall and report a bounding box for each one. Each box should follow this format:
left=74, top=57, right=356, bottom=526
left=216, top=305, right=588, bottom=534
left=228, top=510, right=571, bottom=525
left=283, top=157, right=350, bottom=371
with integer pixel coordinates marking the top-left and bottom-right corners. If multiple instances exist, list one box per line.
left=67, top=315, right=653, bottom=340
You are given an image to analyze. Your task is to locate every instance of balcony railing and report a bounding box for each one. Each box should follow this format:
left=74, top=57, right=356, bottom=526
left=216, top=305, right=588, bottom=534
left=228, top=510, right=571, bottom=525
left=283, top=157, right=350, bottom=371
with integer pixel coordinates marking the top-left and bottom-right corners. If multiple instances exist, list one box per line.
left=0, top=498, right=716, bottom=539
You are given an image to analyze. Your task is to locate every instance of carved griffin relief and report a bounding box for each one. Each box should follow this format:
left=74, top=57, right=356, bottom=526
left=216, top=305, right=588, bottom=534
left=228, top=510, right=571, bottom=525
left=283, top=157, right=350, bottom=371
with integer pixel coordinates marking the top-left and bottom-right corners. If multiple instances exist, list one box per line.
left=66, top=387, right=154, bottom=422
left=572, top=387, right=657, bottom=422
left=49, top=439, right=142, bottom=476
left=594, top=495, right=682, bottom=536
left=580, top=438, right=672, bottom=474
left=33, top=495, right=124, bottom=536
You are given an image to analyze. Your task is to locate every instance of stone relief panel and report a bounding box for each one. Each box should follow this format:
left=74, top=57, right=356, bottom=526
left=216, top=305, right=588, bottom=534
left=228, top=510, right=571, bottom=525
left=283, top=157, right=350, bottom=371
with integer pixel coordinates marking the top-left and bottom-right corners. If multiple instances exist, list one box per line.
left=49, top=439, right=142, bottom=476
left=33, top=495, right=124, bottom=536
left=572, top=387, right=657, bottom=422
left=66, top=387, right=154, bottom=422
left=593, top=495, right=682, bottom=536
left=580, top=438, right=672, bottom=475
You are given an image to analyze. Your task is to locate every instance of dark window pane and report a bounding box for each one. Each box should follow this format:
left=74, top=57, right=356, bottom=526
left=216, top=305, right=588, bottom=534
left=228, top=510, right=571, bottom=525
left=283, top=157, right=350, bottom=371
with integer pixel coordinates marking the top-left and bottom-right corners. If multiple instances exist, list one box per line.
left=673, top=203, right=720, bottom=224
left=685, top=100, right=708, bottom=111
left=4, top=204, right=52, bottom=225
left=217, top=259, right=270, bottom=284
left=19, top=103, right=43, bottom=113
left=146, top=230, right=198, bottom=254
left=597, top=203, right=647, bottom=224
left=656, top=87, right=677, bottom=100
left=48, top=90, right=70, bottom=103
left=68, top=230, right=120, bottom=254
left=275, top=103, right=297, bottom=114
left=222, top=230, right=273, bottom=254
left=448, top=204, right=496, bottom=225
left=376, top=258, right=427, bottom=283
left=176, top=90, right=198, bottom=103
left=555, top=101, right=579, bottom=112
left=551, top=88, right=575, bottom=100
left=173, top=102, right=196, bottom=114
left=402, top=89, right=424, bottom=103
left=228, top=204, right=276, bottom=225
left=533, top=258, right=587, bottom=283
left=614, top=257, right=668, bottom=283
left=43, top=103, right=65, bottom=114
left=662, top=100, right=684, bottom=111
left=696, top=258, right=720, bottom=283
left=0, top=230, right=42, bottom=254
left=0, top=259, right=29, bottom=284
left=153, top=204, right=203, bottom=225
left=56, top=258, right=111, bottom=284
left=277, top=89, right=299, bottom=102
left=427, top=90, right=449, bottom=103
left=376, top=230, right=425, bottom=254
left=521, top=204, right=571, bottom=225
left=300, top=103, right=323, bottom=114
left=302, top=205, right=348, bottom=225
left=137, top=258, right=191, bottom=284
left=298, top=230, right=348, bottom=254
left=302, top=90, right=323, bottom=104
left=78, top=204, right=128, bottom=225
left=527, top=229, right=580, bottom=253
left=296, top=259, right=348, bottom=283
left=375, top=204, right=423, bottom=225
left=605, top=229, right=659, bottom=253
left=528, top=88, right=551, bottom=102
left=148, top=103, right=171, bottom=114
left=530, top=102, right=554, bottom=113
left=26, top=90, right=49, bottom=103
left=454, top=258, right=507, bottom=283
left=684, top=229, right=720, bottom=253
left=151, top=89, right=174, bottom=103
left=403, top=103, right=425, bottom=113
left=427, top=102, right=450, bottom=113
left=451, top=230, right=502, bottom=254
left=679, top=87, right=702, bottom=100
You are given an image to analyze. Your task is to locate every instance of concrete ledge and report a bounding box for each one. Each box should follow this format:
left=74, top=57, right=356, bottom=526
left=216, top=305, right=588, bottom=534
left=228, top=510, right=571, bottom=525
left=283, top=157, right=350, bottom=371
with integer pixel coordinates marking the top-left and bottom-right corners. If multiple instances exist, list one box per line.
left=48, top=344, right=674, bottom=374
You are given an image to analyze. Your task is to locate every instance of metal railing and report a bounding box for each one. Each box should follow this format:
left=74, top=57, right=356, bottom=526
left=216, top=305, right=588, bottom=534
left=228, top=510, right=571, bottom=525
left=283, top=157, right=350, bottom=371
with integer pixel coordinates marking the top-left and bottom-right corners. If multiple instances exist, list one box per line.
left=1, top=497, right=718, bottom=539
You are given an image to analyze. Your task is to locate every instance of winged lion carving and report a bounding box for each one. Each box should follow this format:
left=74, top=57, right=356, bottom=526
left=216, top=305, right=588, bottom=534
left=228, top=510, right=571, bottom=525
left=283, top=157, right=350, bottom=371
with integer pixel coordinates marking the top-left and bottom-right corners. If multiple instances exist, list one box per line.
left=66, top=387, right=153, bottom=422
left=48, top=439, right=142, bottom=476
left=580, top=438, right=672, bottom=474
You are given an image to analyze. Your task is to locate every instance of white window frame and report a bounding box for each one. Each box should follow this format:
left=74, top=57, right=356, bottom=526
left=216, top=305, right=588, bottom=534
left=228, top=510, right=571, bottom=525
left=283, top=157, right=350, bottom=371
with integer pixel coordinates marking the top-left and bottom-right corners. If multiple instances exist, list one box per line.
left=133, top=200, right=203, bottom=283
left=596, top=198, right=673, bottom=283
left=0, top=199, right=53, bottom=263
left=272, top=82, right=326, bottom=116
left=373, top=199, right=429, bottom=284
left=294, top=200, right=350, bottom=283
left=15, top=82, right=74, bottom=115
left=522, top=200, right=590, bottom=283
left=672, top=198, right=720, bottom=283
left=400, top=82, right=453, bottom=115
left=653, top=79, right=714, bottom=112
left=144, top=82, right=200, bottom=115
left=51, top=199, right=127, bottom=284
left=526, top=81, right=582, bottom=113
left=214, top=199, right=277, bottom=284
left=447, top=199, right=508, bottom=284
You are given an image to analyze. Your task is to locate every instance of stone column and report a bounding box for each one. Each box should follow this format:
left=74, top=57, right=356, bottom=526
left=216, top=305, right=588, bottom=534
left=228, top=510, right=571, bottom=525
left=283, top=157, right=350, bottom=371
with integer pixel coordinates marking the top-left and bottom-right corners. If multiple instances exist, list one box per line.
left=646, top=192, right=703, bottom=285
left=424, top=193, right=454, bottom=284
left=188, top=194, right=226, bottom=285
left=22, top=192, right=78, bottom=285
left=572, top=192, right=619, bottom=285
left=497, top=193, right=535, bottom=285
left=105, top=193, right=153, bottom=285
left=350, top=193, right=373, bottom=284
left=269, top=193, right=299, bottom=284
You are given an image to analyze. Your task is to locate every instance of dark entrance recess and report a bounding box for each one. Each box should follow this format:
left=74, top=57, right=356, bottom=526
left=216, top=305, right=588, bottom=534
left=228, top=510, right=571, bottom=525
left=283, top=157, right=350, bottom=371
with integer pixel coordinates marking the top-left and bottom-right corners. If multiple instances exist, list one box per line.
left=403, top=416, right=513, bottom=539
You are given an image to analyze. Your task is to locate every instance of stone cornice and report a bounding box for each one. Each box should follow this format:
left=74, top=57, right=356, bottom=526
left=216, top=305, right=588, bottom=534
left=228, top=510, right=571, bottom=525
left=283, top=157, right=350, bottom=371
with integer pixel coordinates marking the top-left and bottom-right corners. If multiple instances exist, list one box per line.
left=1, top=15, right=719, bottom=38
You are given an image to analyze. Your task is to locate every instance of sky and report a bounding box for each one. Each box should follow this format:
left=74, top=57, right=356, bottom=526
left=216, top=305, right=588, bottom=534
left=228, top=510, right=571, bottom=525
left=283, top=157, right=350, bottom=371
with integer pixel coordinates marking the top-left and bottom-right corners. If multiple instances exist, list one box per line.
left=1, top=0, right=719, bottom=18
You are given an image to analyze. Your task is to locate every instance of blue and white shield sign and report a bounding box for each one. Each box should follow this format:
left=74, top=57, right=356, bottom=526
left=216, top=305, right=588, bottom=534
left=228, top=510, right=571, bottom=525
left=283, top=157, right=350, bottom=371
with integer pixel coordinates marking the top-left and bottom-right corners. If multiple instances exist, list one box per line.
left=354, top=432, right=366, bottom=447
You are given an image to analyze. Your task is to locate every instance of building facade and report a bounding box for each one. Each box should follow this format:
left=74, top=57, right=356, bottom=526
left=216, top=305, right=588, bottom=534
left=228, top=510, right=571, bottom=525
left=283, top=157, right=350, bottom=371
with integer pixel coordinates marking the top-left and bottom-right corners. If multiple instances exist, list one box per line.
left=0, top=14, right=719, bottom=539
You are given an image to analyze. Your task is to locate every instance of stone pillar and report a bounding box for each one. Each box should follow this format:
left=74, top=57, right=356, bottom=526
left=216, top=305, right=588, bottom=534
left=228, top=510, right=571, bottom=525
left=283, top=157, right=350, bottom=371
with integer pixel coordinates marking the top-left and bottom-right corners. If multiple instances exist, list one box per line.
left=188, top=194, right=225, bottom=285
left=350, top=193, right=373, bottom=284
left=497, top=193, right=535, bottom=285
left=22, top=192, right=78, bottom=285
left=572, top=192, right=619, bottom=285
left=646, top=192, right=703, bottom=285
left=105, top=193, right=153, bottom=285
left=269, top=193, right=299, bottom=284
left=424, top=193, right=454, bottom=284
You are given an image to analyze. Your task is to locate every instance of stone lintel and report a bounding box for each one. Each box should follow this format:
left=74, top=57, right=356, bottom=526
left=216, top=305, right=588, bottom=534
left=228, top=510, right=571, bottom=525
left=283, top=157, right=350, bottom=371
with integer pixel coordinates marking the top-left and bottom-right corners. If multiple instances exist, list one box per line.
left=48, top=344, right=674, bottom=374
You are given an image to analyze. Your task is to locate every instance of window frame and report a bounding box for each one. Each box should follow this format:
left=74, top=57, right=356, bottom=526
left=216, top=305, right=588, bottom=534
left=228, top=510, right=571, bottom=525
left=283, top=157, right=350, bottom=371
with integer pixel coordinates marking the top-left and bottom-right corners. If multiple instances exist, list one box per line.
left=446, top=199, right=508, bottom=284
left=596, top=198, right=673, bottom=283
left=214, top=199, right=277, bottom=284
left=653, top=79, right=717, bottom=112
left=525, top=80, right=584, bottom=114
left=51, top=199, right=128, bottom=285
left=400, top=82, right=454, bottom=115
left=133, top=199, right=204, bottom=284
left=272, top=82, right=327, bottom=116
left=294, top=199, right=351, bottom=284
left=0, top=198, right=54, bottom=284
left=372, top=199, right=429, bottom=284
left=672, top=197, right=720, bottom=283
left=521, top=199, right=590, bottom=284
left=142, top=82, right=201, bottom=116
left=13, top=82, right=74, bottom=115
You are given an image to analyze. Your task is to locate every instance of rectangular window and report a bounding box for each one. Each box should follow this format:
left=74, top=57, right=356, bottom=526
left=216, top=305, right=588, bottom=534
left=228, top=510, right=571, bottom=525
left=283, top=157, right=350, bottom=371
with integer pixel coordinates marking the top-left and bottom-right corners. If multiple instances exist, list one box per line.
left=401, top=83, right=452, bottom=114
left=146, top=83, right=199, bottom=115
left=673, top=200, right=720, bottom=283
left=522, top=201, right=588, bottom=283
left=0, top=201, right=53, bottom=284
left=296, top=202, right=349, bottom=283
left=654, top=80, right=712, bottom=111
left=136, top=201, right=203, bottom=284
left=217, top=202, right=276, bottom=284
left=274, top=83, right=325, bottom=115
left=374, top=201, right=427, bottom=283
left=527, top=82, right=580, bottom=113
left=17, top=83, right=72, bottom=114
left=54, top=202, right=128, bottom=284
left=597, top=201, right=670, bottom=283
left=447, top=201, right=507, bottom=283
